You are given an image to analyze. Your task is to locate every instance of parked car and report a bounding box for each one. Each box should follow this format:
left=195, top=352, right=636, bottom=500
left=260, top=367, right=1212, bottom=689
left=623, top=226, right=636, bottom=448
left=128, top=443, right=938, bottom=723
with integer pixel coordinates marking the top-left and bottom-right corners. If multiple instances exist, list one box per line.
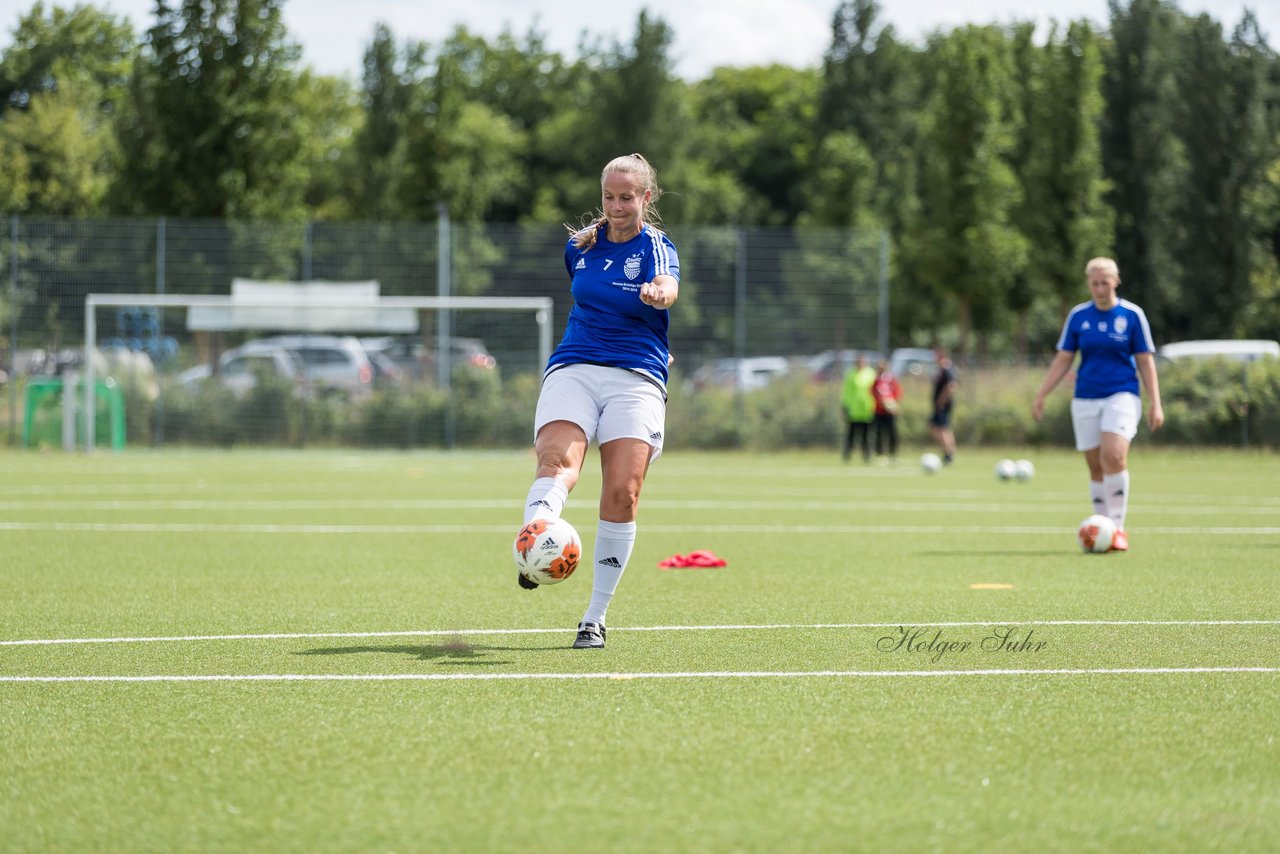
left=361, top=336, right=497, bottom=383
left=178, top=341, right=304, bottom=397
left=690, top=356, right=791, bottom=391
left=805, top=349, right=886, bottom=382
left=255, top=335, right=375, bottom=398
left=889, top=347, right=937, bottom=379
left=1158, top=339, right=1280, bottom=364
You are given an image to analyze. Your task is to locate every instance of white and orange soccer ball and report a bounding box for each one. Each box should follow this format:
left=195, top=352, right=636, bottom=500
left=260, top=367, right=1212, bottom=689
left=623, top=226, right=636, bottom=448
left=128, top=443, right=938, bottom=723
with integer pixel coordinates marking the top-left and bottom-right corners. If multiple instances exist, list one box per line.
left=513, top=517, right=582, bottom=585
left=1077, top=514, right=1118, bottom=554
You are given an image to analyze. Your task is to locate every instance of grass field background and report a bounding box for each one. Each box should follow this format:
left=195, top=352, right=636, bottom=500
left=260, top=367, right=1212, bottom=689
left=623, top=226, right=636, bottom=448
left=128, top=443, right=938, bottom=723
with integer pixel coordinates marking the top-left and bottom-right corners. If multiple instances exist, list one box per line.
left=2, top=446, right=1278, bottom=851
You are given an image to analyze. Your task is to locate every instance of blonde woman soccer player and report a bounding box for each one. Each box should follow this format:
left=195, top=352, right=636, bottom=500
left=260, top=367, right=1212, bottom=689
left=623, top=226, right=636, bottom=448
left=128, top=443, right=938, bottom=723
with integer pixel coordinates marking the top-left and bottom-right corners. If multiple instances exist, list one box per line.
left=1032, top=257, right=1165, bottom=551
left=517, top=153, right=679, bottom=649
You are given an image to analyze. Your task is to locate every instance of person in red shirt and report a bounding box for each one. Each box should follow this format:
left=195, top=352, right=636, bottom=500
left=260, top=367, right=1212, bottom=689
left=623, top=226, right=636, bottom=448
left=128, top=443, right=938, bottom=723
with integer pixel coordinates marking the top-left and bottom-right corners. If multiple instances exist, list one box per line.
left=872, top=360, right=902, bottom=462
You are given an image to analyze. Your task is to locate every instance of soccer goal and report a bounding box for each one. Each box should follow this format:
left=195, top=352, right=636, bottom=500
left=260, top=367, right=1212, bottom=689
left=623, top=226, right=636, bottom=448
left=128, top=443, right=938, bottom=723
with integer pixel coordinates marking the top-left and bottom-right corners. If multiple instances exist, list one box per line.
left=80, top=292, right=554, bottom=452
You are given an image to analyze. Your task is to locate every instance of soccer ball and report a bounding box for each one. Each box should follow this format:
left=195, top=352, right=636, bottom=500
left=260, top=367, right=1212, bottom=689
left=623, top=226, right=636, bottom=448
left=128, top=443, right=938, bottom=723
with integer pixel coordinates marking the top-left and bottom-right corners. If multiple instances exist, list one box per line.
left=1077, top=514, right=1117, bottom=554
left=995, top=459, right=1016, bottom=480
left=921, top=452, right=942, bottom=474
left=513, top=517, right=582, bottom=585
left=1014, top=459, right=1035, bottom=481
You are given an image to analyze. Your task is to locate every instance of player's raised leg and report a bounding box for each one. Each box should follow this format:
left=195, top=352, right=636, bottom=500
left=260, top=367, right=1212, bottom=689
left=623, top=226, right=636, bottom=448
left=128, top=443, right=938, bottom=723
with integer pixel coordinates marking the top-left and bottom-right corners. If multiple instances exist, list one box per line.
left=520, top=420, right=587, bottom=588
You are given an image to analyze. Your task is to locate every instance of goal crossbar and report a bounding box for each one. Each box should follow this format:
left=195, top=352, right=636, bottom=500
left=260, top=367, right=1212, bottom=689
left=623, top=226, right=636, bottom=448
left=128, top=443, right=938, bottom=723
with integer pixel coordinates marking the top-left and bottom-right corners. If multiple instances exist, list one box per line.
left=82, top=293, right=555, bottom=452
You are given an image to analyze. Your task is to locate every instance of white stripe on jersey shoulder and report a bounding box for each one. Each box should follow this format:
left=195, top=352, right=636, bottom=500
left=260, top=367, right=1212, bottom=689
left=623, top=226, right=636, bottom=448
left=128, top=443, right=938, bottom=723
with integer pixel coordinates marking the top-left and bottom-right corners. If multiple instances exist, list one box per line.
left=1056, top=301, right=1093, bottom=351
left=1118, top=298, right=1156, bottom=350
left=643, top=225, right=674, bottom=276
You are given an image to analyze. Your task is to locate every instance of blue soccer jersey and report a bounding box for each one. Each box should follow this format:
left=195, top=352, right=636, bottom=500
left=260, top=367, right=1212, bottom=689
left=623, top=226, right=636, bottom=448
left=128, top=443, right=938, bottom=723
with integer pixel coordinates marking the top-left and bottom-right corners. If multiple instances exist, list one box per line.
left=550, top=224, right=680, bottom=384
left=1055, top=299, right=1155, bottom=398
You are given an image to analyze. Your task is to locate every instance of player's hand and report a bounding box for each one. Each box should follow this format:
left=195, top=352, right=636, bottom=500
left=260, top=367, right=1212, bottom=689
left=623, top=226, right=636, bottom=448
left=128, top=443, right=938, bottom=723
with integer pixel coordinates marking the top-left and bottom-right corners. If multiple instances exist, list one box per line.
left=1147, top=402, right=1165, bottom=431
left=639, top=281, right=671, bottom=309
left=1031, top=396, right=1045, bottom=422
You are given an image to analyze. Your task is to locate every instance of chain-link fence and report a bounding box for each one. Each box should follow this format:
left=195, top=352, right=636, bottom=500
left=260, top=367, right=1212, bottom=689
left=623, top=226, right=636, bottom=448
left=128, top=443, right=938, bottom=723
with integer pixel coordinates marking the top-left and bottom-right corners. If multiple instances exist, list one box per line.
left=1, top=215, right=892, bottom=450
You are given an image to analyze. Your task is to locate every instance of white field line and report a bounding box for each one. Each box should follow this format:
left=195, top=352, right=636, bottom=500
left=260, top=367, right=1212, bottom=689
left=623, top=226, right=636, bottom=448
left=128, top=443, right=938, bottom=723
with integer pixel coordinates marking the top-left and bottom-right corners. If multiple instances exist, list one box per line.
left=3, top=619, right=1278, bottom=647
left=2, top=497, right=1277, bottom=516
left=1, top=521, right=1279, bottom=535
left=1, top=667, right=1277, bottom=684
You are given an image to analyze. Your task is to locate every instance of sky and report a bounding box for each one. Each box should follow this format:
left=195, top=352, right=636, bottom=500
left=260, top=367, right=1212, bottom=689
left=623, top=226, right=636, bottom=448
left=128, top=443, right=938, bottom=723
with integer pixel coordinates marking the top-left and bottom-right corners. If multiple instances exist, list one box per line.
left=5, top=0, right=1278, bottom=80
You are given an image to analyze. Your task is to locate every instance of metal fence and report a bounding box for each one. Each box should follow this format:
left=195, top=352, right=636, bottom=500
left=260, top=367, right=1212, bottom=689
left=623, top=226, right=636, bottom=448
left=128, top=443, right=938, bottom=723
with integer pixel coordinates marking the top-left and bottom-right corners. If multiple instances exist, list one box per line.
left=1, top=215, right=890, bottom=449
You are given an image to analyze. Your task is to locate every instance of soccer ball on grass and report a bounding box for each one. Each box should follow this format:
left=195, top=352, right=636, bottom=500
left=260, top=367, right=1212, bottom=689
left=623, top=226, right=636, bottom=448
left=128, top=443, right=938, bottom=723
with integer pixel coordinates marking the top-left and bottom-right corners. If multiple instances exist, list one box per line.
left=1014, top=459, right=1035, bottom=481
left=513, top=517, right=582, bottom=585
left=921, top=452, right=942, bottom=474
left=1077, top=514, right=1117, bottom=554
left=995, top=459, right=1016, bottom=480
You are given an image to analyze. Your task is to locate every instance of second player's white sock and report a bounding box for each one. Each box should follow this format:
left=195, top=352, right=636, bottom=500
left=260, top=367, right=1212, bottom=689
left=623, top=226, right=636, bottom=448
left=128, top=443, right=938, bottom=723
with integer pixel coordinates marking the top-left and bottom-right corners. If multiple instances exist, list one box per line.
left=581, top=519, right=637, bottom=626
left=1103, top=471, right=1130, bottom=530
left=523, top=477, right=568, bottom=524
left=1090, top=480, right=1107, bottom=517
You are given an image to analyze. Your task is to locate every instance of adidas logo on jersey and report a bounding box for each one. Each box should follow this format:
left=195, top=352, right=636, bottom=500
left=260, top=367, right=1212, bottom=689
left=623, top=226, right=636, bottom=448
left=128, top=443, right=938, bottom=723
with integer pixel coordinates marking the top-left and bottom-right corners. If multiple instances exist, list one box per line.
left=574, top=258, right=586, bottom=270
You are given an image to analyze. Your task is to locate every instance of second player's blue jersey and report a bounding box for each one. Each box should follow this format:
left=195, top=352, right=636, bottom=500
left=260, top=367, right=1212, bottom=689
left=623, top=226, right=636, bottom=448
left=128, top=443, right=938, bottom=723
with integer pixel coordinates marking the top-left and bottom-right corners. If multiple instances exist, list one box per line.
left=1055, top=299, right=1155, bottom=399
left=550, top=224, right=680, bottom=384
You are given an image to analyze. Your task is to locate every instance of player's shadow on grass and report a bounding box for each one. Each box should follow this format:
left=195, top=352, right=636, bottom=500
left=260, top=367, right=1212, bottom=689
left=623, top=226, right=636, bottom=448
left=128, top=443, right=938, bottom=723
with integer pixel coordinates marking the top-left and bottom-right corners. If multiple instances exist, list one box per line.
left=295, top=642, right=562, bottom=666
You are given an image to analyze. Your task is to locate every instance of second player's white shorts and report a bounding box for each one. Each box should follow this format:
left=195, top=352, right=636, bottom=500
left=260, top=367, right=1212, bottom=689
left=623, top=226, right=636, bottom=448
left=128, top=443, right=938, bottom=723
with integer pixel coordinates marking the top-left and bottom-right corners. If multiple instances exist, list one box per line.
left=534, top=364, right=667, bottom=462
left=1071, top=392, right=1142, bottom=451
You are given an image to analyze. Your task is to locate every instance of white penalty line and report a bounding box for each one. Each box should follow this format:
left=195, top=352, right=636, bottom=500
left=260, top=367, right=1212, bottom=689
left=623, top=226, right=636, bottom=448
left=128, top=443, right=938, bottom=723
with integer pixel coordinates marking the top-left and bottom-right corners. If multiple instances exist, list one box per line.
left=3, top=619, right=1279, bottom=647
left=1, top=521, right=1279, bottom=535
left=2, top=667, right=1278, bottom=684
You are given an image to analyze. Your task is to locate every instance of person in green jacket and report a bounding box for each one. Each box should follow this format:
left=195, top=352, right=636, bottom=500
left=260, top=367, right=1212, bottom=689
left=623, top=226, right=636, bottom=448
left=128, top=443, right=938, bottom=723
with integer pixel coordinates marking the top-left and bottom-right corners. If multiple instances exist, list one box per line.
left=841, top=354, right=877, bottom=462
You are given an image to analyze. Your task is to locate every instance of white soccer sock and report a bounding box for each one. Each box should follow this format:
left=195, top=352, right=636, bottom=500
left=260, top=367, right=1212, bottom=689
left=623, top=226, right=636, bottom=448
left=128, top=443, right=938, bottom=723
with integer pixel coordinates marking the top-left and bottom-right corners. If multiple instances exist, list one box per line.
left=523, top=477, right=568, bottom=524
left=581, top=519, right=637, bottom=626
left=1103, top=471, right=1130, bottom=530
left=1089, top=480, right=1107, bottom=518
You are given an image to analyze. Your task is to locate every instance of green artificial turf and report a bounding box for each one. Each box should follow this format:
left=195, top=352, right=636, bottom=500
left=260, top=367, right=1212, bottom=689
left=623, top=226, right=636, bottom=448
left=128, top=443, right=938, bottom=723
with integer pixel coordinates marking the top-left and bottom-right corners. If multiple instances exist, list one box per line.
left=1, top=447, right=1277, bottom=851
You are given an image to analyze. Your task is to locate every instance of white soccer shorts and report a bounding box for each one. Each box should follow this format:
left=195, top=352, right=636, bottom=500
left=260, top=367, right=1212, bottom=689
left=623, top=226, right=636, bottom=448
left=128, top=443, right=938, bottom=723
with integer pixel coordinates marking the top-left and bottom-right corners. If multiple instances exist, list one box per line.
left=534, top=364, right=667, bottom=461
left=1070, top=392, right=1142, bottom=451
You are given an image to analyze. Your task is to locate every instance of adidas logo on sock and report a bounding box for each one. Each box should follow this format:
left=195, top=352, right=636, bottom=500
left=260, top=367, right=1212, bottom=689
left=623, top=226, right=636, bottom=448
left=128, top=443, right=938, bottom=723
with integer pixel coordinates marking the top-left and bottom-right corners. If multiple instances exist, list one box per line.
left=1111, top=490, right=1125, bottom=497
left=598, top=556, right=622, bottom=568
left=527, top=499, right=552, bottom=510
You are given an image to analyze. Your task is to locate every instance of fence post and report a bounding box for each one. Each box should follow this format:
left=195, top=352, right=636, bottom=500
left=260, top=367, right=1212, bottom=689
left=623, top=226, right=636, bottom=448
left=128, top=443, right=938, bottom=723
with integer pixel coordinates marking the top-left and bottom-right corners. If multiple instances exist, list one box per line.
left=437, top=203, right=455, bottom=448
left=154, top=217, right=166, bottom=445
left=7, top=215, right=17, bottom=446
left=877, top=228, right=890, bottom=358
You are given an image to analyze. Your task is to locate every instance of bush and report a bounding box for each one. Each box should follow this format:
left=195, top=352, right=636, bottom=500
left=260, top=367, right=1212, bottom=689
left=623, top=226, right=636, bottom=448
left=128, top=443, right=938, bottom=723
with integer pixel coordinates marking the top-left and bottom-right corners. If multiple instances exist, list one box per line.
left=120, top=358, right=1280, bottom=450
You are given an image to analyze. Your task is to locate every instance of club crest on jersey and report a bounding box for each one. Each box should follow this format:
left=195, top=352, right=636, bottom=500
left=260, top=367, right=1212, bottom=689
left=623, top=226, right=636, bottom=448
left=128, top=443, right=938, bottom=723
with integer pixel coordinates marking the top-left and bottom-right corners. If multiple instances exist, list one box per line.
left=624, top=253, right=643, bottom=281
left=1114, top=316, right=1128, bottom=334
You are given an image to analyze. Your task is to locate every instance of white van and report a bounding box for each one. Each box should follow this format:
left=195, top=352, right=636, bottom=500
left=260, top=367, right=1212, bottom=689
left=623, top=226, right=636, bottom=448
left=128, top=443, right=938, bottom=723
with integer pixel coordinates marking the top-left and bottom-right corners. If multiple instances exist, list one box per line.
left=1157, top=339, right=1280, bottom=364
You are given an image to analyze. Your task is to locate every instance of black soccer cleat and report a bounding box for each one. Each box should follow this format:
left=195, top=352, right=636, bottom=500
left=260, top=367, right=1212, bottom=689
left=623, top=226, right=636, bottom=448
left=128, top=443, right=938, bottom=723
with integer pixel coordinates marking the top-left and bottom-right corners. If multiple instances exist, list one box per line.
left=517, top=572, right=539, bottom=590
left=573, top=621, right=606, bottom=649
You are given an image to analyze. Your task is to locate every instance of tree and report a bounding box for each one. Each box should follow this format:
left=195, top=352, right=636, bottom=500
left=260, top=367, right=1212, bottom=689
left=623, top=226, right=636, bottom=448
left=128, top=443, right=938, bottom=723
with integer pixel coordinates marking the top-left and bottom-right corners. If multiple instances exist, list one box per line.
left=349, top=23, right=426, bottom=220
left=0, top=3, right=133, bottom=214
left=0, top=1, right=133, bottom=117
left=1167, top=11, right=1280, bottom=338
left=906, top=26, right=1027, bottom=354
left=114, top=0, right=306, bottom=219
left=1101, top=0, right=1187, bottom=328
left=1008, top=20, right=1113, bottom=354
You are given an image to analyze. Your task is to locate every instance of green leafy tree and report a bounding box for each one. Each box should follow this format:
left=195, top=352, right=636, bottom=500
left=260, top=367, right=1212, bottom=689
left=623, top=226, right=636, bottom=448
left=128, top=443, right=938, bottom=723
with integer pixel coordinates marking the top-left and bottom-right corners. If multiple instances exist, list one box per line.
left=683, top=64, right=819, bottom=226
left=1101, top=0, right=1187, bottom=326
left=114, top=0, right=306, bottom=219
left=907, top=26, right=1027, bottom=354
left=1167, top=11, right=1280, bottom=339
left=0, top=1, right=133, bottom=116
left=1008, top=20, right=1113, bottom=353
left=349, top=23, right=425, bottom=220
left=0, top=3, right=133, bottom=214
